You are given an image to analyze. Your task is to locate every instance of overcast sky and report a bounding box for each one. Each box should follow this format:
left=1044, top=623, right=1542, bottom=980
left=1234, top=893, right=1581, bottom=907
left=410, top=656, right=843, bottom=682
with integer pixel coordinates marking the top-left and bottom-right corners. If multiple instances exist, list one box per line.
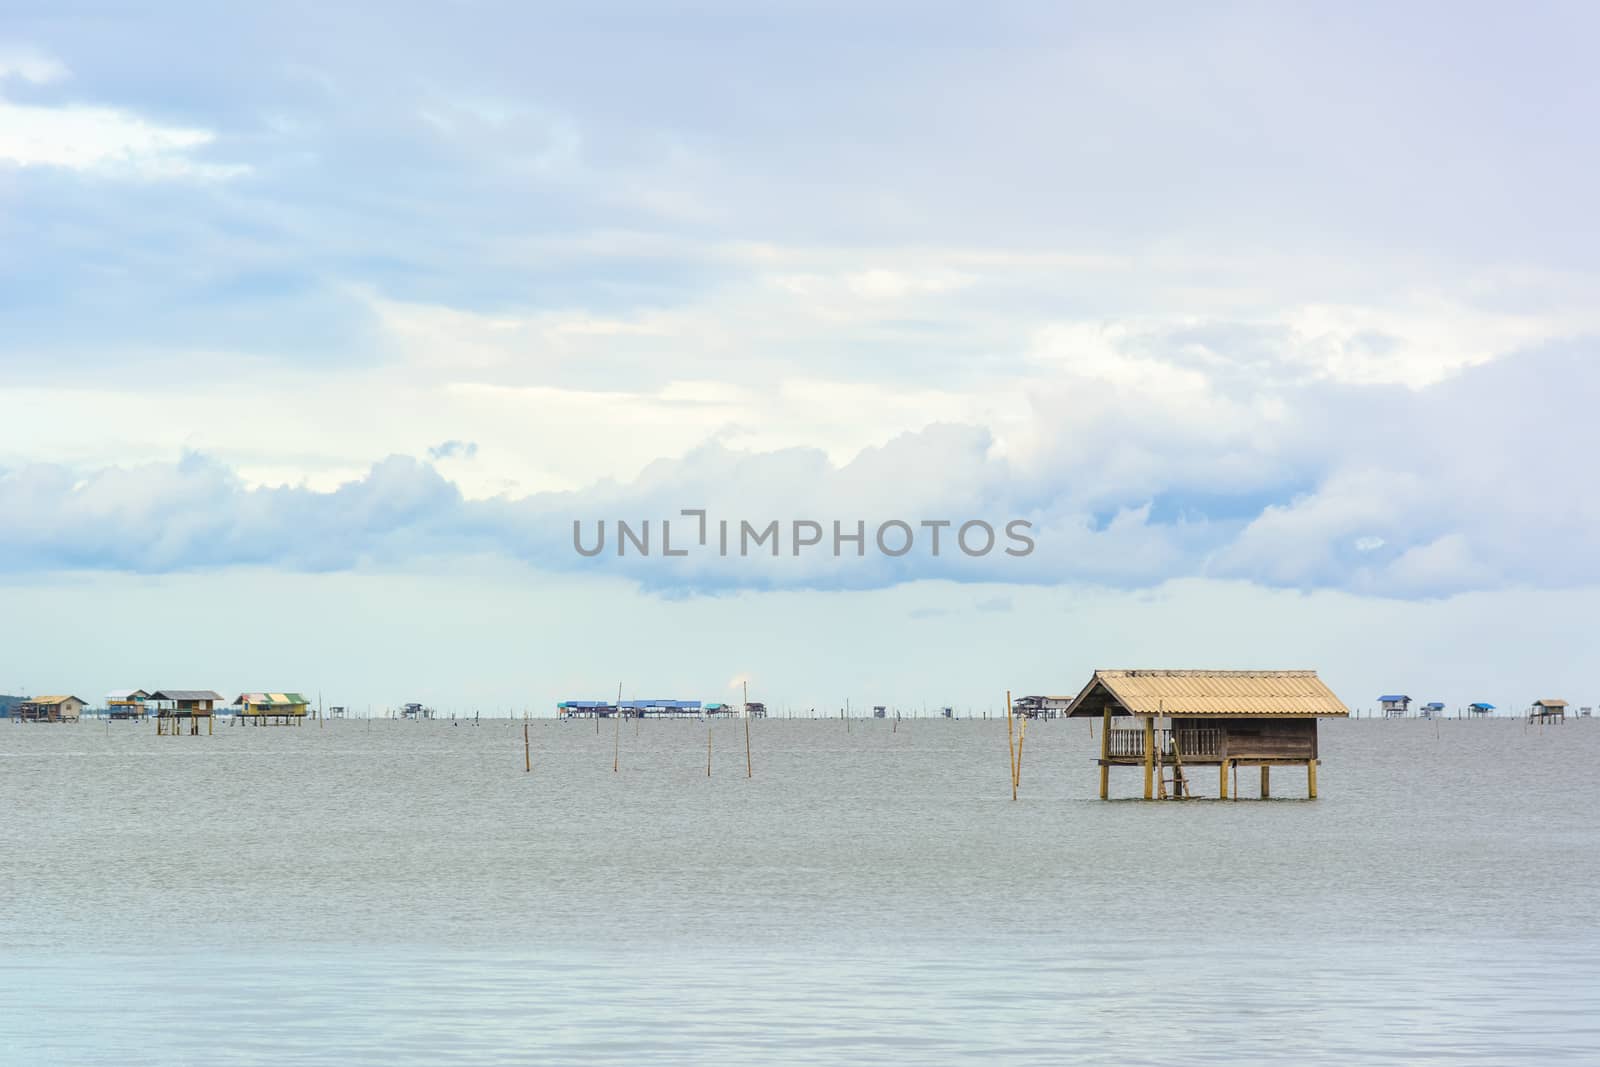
left=2, top=2, right=1596, bottom=712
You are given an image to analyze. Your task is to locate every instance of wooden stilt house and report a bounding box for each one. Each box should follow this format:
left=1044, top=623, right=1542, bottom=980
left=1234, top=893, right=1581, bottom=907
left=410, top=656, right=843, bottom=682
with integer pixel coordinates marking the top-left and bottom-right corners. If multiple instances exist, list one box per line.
left=1528, top=699, right=1566, bottom=724
left=1379, top=694, right=1411, bottom=718
left=233, top=692, right=310, bottom=725
left=149, top=690, right=223, bottom=735
left=14, top=695, right=86, bottom=723
left=1065, top=669, right=1349, bottom=800
left=107, top=690, right=151, bottom=719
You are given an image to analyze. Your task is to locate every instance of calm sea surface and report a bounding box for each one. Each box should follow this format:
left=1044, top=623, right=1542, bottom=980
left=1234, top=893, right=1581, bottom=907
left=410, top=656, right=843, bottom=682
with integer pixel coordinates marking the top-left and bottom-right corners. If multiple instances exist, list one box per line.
left=3, top=716, right=1597, bottom=1065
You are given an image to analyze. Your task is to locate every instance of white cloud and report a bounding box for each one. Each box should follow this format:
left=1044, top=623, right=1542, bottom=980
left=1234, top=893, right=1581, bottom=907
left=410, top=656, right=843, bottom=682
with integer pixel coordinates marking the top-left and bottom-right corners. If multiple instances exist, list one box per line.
left=0, top=45, right=67, bottom=85
left=0, top=96, right=244, bottom=178
left=3, top=337, right=1596, bottom=602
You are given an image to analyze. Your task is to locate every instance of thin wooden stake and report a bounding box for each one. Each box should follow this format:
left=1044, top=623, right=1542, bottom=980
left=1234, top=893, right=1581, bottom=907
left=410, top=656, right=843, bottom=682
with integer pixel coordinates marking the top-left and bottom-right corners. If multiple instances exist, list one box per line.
left=1006, top=690, right=1017, bottom=801
left=1015, top=706, right=1028, bottom=791
left=524, top=723, right=531, bottom=773
left=744, top=681, right=752, bottom=779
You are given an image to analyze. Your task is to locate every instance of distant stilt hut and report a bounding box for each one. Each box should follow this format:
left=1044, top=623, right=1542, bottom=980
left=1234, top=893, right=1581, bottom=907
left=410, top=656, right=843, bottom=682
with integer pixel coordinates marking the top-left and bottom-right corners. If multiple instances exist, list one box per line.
left=233, top=692, right=310, bottom=726
left=1419, top=701, right=1445, bottom=720
left=1379, top=694, right=1411, bottom=718
left=1065, top=670, right=1349, bottom=800
left=107, top=690, right=151, bottom=720
left=149, top=690, right=222, bottom=735
left=1468, top=702, right=1495, bottom=717
left=1528, top=699, right=1567, bottom=724
left=14, top=695, right=86, bottom=723
left=1013, top=695, right=1069, bottom=720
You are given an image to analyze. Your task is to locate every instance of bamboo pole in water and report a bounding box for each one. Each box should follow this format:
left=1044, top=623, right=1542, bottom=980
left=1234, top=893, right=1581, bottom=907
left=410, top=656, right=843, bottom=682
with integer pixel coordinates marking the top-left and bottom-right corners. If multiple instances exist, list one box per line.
left=1015, top=705, right=1028, bottom=792
left=707, top=717, right=713, bottom=777
left=524, top=723, right=531, bottom=773
left=744, top=681, right=752, bottom=779
left=1006, top=690, right=1017, bottom=801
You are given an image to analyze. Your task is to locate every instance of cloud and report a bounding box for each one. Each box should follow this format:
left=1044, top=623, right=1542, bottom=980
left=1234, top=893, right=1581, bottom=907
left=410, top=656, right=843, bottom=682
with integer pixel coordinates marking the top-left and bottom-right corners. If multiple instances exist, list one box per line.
left=1, top=341, right=1595, bottom=600
left=0, top=98, right=244, bottom=178
left=0, top=45, right=67, bottom=85
left=427, top=440, right=479, bottom=461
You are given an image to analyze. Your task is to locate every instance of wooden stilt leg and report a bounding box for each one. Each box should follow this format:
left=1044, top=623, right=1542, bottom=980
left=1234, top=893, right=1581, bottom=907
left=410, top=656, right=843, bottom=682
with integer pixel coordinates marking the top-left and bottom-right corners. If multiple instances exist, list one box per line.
left=1099, top=707, right=1111, bottom=800
left=1219, top=760, right=1229, bottom=800
left=1307, top=760, right=1317, bottom=799
left=1142, top=716, right=1154, bottom=800
left=1260, top=765, right=1270, bottom=799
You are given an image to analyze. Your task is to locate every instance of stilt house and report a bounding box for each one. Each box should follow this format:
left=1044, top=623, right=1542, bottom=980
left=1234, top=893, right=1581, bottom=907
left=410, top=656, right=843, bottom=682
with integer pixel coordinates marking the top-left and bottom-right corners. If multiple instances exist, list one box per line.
left=1065, top=669, right=1349, bottom=800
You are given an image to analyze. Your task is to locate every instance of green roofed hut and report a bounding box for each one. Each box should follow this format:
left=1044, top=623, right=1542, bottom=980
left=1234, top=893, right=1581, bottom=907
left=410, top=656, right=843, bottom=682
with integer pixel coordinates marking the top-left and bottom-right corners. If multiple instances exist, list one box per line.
left=1065, top=669, right=1350, bottom=800
left=233, top=692, right=311, bottom=726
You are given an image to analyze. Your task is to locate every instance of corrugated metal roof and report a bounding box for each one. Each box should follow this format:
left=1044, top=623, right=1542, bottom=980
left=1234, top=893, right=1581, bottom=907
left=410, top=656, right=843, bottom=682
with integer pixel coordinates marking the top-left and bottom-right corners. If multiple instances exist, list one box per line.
left=1470, top=702, right=1496, bottom=710
left=1535, top=698, right=1568, bottom=708
left=30, top=695, right=83, bottom=705
left=1378, top=694, right=1410, bottom=703
left=107, top=689, right=149, bottom=701
left=233, top=692, right=309, bottom=706
left=149, top=690, right=223, bottom=702
left=1066, top=670, right=1349, bottom=718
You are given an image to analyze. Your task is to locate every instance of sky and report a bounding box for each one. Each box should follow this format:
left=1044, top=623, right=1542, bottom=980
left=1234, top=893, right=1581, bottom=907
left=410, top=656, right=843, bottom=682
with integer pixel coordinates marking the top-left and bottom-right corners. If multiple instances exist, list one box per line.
left=1, top=2, right=1597, bottom=714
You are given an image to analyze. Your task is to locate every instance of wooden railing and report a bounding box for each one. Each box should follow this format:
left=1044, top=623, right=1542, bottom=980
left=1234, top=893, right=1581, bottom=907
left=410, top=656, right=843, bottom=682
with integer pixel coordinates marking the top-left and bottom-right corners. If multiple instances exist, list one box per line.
left=1108, top=728, right=1146, bottom=758
left=1107, top=726, right=1225, bottom=760
left=1172, top=728, right=1223, bottom=759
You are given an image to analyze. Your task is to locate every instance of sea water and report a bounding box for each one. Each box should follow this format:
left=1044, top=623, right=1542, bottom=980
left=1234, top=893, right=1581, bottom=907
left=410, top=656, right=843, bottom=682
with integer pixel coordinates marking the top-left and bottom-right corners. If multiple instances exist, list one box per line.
left=3, top=717, right=1597, bottom=1064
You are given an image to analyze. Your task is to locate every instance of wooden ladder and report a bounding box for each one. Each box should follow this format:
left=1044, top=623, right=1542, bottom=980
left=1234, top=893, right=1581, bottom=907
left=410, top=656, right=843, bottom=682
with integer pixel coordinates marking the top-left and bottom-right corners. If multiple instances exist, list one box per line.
left=1163, top=731, right=1191, bottom=799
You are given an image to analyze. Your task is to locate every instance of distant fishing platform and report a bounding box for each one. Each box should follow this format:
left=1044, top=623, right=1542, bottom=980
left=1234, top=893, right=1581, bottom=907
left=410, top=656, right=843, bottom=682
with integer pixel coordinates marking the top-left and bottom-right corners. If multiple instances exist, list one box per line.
left=556, top=699, right=756, bottom=719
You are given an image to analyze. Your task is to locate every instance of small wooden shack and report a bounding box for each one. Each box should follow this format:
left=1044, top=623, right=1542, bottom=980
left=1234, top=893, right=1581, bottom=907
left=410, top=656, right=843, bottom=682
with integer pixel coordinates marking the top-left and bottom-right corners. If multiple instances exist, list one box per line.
left=1528, top=699, right=1567, bottom=724
left=107, top=689, right=151, bottom=719
left=1379, top=694, right=1411, bottom=718
left=1013, top=695, right=1070, bottom=719
left=1065, top=669, right=1349, bottom=800
left=149, top=690, right=223, bottom=735
left=1420, top=701, right=1445, bottom=720
left=15, top=695, right=86, bottom=723
left=233, top=692, right=310, bottom=725
left=149, top=690, right=221, bottom=716
left=1468, top=702, right=1495, bottom=717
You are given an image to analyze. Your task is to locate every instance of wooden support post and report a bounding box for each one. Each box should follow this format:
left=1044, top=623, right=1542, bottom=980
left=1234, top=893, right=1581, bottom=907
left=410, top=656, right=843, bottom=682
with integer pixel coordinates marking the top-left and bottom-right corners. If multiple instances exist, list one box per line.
left=1260, top=765, right=1270, bottom=799
left=1099, top=707, right=1111, bottom=799
left=1015, top=711, right=1027, bottom=792
left=524, top=723, right=531, bottom=773
left=1219, top=759, right=1229, bottom=800
left=1005, top=690, right=1017, bottom=801
left=1142, top=716, right=1154, bottom=800
left=1307, top=759, right=1318, bottom=799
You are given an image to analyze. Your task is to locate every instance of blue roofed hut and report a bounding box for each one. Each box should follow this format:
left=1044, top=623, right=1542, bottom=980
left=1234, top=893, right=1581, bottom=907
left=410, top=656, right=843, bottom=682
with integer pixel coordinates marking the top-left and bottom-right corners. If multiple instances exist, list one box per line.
left=1379, top=695, right=1411, bottom=718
